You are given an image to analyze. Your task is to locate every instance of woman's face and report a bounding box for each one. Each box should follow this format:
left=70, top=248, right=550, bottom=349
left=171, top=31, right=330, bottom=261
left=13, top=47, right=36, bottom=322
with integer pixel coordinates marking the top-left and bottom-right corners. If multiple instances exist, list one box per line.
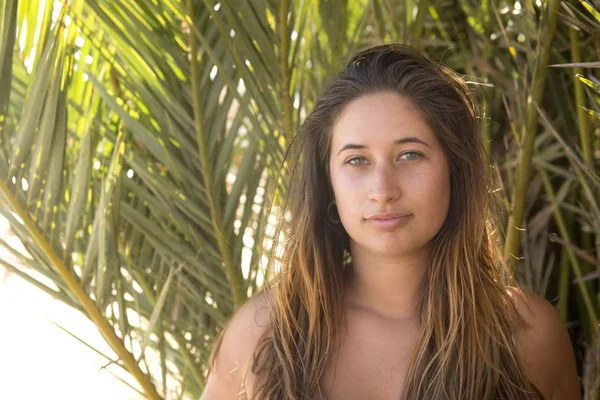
left=328, top=91, right=450, bottom=258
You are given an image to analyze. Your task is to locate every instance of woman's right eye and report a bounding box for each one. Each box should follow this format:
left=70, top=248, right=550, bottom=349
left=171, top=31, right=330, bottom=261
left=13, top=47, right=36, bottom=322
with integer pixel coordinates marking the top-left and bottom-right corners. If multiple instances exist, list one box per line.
left=346, top=157, right=367, bottom=167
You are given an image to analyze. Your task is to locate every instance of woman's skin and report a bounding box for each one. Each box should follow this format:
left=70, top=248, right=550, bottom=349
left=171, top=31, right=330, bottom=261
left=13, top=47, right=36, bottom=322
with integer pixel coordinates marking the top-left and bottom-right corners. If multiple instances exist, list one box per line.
left=328, top=91, right=449, bottom=321
left=200, top=92, right=581, bottom=400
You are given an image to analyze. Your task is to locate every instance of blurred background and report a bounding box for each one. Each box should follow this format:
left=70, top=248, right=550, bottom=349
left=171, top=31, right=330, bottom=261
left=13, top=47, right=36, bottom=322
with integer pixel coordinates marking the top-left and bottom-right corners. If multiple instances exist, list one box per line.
left=0, top=0, right=599, bottom=398
left=0, top=213, right=141, bottom=399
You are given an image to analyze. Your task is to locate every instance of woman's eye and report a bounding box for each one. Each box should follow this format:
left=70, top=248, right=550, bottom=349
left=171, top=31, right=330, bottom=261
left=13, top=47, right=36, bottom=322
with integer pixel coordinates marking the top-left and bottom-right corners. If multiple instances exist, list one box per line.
left=399, top=151, right=422, bottom=161
left=346, top=157, right=367, bottom=167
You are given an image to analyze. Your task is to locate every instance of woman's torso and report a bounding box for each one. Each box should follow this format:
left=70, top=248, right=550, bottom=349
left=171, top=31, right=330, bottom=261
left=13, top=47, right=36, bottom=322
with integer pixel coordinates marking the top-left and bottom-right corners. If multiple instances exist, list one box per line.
left=320, top=303, right=421, bottom=400
left=242, top=296, right=421, bottom=400
left=241, top=287, right=549, bottom=400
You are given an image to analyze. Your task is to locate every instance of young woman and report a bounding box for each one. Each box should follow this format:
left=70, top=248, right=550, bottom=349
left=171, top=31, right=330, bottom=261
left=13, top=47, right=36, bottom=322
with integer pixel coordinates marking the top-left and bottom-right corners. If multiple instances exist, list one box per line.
left=200, top=44, right=580, bottom=399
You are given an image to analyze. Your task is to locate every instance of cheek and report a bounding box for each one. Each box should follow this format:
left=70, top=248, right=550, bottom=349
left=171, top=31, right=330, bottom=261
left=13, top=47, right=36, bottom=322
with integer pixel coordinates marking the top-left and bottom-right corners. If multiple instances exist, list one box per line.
left=439, top=177, right=451, bottom=220
left=431, top=167, right=451, bottom=220
left=332, top=171, right=360, bottom=200
left=331, top=174, right=366, bottom=223
left=335, top=191, right=361, bottom=219
left=411, top=165, right=450, bottom=216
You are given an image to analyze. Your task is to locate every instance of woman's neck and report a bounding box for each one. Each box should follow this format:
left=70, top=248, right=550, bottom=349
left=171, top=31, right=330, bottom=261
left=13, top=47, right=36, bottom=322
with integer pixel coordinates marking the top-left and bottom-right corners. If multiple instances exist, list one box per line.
left=343, top=249, right=429, bottom=321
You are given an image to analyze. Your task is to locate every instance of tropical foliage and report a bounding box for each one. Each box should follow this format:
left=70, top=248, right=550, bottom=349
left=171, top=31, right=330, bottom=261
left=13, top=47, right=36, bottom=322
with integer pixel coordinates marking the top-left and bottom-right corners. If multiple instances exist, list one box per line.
left=0, top=0, right=598, bottom=398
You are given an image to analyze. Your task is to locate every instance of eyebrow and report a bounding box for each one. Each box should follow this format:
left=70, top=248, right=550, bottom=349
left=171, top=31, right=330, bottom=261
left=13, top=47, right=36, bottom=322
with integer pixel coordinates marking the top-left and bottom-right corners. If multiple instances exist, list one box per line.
left=336, top=137, right=430, bottom=156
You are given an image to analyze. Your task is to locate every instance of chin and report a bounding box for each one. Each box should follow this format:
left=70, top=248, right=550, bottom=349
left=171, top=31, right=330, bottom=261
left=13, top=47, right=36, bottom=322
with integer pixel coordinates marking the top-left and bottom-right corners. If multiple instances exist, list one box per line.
left=375, top=238, right=431, bottom=256
left=381, top=247, right=421, bottom=258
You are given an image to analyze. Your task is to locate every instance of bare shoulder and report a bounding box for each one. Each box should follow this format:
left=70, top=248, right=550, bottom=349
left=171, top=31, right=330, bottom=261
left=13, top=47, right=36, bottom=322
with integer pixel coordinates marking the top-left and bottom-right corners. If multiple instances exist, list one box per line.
left=504, top=286, right=581, bottom=400
left=200, top=289, right=272, bottom=400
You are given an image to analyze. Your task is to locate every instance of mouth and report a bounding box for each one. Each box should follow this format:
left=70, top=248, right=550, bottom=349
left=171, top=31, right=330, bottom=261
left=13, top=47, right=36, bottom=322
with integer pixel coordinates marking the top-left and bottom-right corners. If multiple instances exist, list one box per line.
left=366, top=211, right=412, bottom=220
left=367, top=214, right=412, bottom=229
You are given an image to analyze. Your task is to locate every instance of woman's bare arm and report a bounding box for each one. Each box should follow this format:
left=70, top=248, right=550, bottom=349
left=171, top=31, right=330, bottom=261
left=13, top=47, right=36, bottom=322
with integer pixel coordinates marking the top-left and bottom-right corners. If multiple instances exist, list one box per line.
left=200, top=291, right=270, bottom=400
left=508, top=287, right=581, bottom=400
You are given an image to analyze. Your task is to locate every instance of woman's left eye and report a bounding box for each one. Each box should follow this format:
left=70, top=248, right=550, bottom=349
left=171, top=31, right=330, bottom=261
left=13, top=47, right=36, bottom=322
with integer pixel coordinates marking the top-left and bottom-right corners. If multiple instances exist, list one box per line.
left=399, top=151, right=422, bottom=161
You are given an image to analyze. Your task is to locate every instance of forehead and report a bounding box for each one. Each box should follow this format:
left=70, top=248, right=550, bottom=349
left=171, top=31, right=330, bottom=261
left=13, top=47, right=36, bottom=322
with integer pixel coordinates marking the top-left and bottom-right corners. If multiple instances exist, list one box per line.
left=330, top=91, right=439, bottom=151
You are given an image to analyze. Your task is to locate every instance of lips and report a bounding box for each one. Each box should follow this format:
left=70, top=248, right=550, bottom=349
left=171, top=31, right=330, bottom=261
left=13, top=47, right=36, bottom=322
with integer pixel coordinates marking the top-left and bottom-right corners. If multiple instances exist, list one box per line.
left=366, top=213, right=412, bottom=230
left=366, top=211, right=411, bottom=220
left=367, top=213, right=412, bottom=231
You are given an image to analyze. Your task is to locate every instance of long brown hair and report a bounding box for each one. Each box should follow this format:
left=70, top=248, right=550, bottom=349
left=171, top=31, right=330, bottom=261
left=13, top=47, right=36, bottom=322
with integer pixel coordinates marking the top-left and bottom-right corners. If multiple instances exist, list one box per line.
left=211, top=44, right=543, bottom=399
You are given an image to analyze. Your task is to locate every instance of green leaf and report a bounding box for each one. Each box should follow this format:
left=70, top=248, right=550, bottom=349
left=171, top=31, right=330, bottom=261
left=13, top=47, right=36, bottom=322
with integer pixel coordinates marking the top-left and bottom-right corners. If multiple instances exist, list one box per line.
left=577, top=73, right=600, bottom=94
left=579, top=0, right=600, bottom=22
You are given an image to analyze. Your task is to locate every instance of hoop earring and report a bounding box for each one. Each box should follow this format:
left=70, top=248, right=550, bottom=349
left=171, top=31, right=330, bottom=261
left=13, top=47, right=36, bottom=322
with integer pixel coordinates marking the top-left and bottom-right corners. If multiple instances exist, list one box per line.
left=327, top=201, right=341, bottom=224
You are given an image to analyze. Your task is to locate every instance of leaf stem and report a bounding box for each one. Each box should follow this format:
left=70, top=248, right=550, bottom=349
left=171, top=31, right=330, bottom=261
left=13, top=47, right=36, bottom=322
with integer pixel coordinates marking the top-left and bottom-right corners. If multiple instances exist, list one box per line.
left=279, top=0, right=294, bottom=144
left=187, top=0, right=245, bottom=307
left=503, top=0, right=562, bottom=272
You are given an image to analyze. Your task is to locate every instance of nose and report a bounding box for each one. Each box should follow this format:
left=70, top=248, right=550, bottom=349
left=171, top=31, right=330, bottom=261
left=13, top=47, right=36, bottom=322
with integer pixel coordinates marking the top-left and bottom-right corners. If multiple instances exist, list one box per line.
left=367, top=164, right=401, bottom=204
